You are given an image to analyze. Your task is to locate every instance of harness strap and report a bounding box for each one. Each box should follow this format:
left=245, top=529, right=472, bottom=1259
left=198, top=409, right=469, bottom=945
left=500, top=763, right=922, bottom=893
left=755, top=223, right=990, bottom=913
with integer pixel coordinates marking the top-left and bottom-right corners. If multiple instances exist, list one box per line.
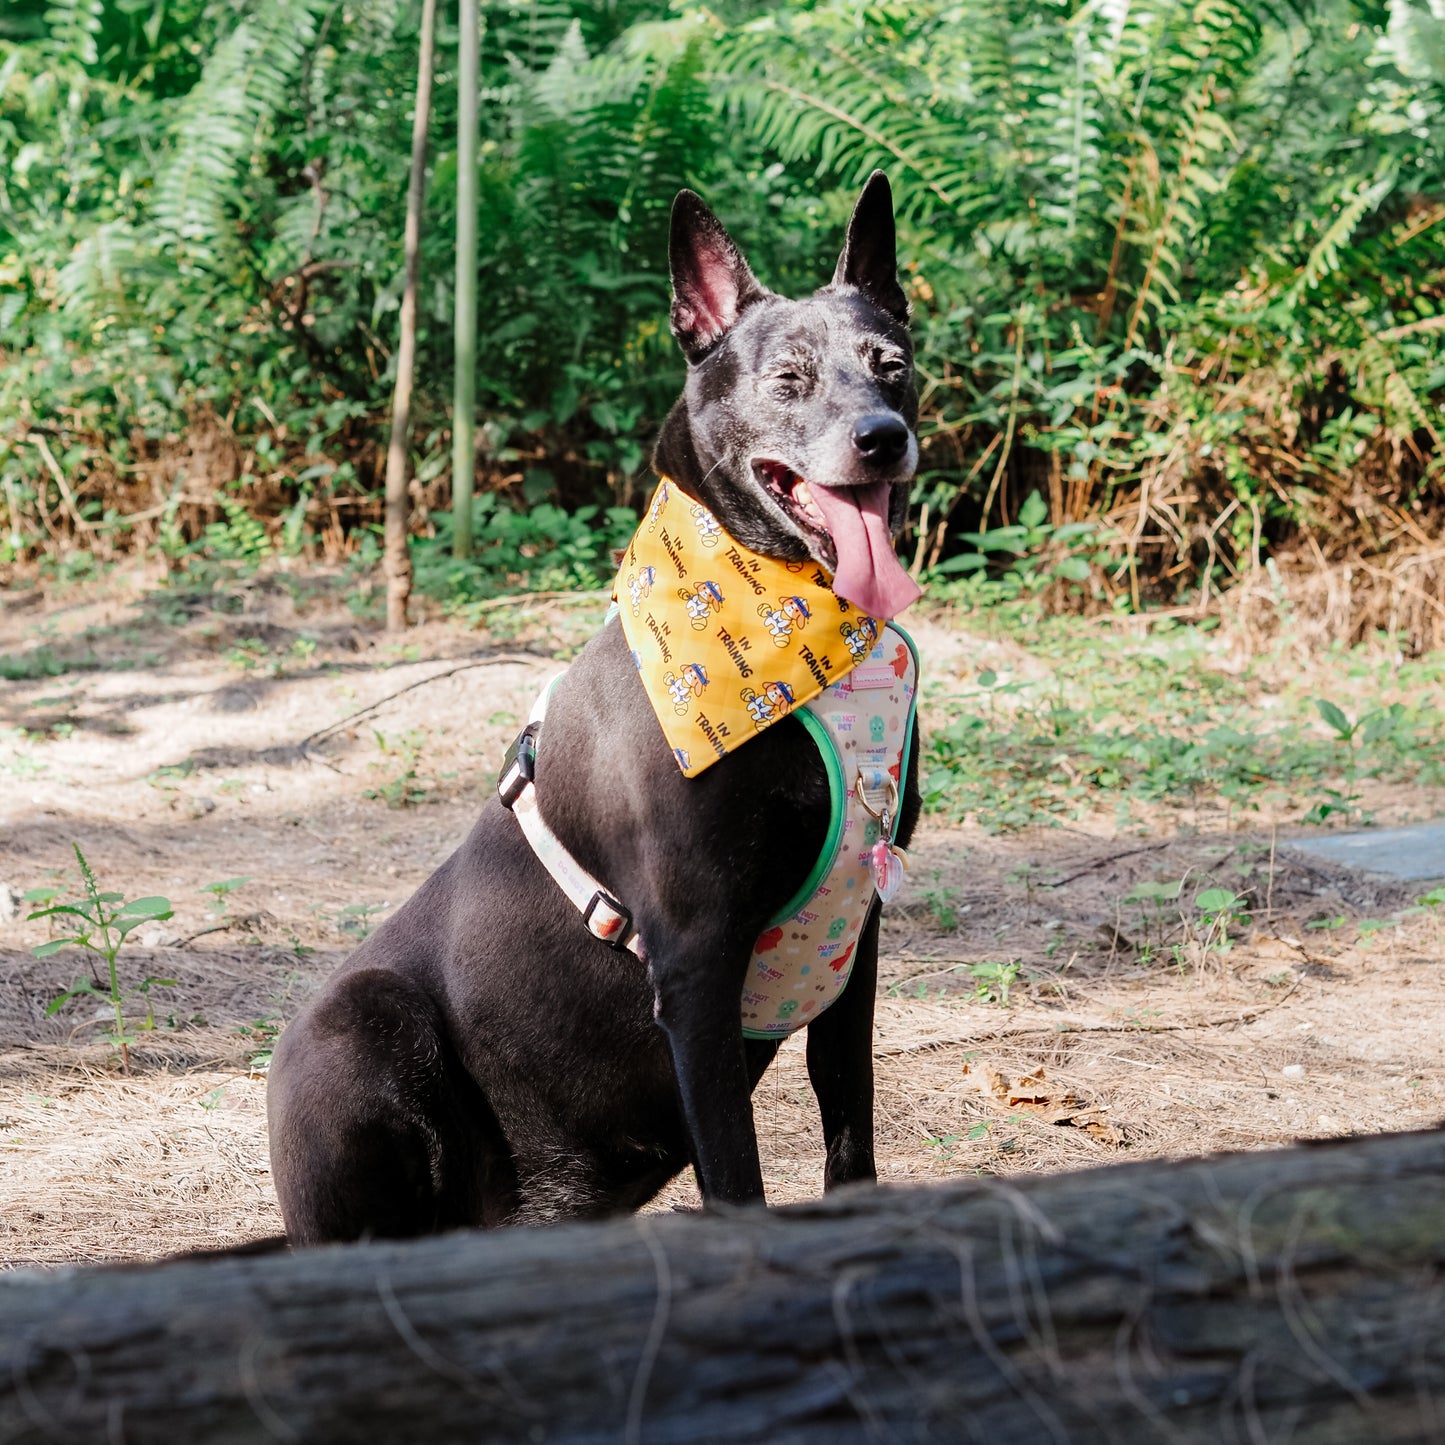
left=499, top=682, right=644, bottom=959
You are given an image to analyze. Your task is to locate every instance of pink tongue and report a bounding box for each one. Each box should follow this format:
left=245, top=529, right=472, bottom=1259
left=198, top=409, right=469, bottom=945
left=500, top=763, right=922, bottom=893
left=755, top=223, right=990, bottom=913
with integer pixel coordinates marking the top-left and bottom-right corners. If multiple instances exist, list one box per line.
left=809, top=481, right=923, bottom=620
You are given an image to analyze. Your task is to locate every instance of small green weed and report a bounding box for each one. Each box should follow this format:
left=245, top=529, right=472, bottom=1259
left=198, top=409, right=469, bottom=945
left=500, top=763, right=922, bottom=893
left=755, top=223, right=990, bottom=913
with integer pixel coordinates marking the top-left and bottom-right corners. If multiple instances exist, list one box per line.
left=224, top=637, right=272, bottom=674
left=1193, top=888, right=1248, bottom=953
left=969, top=960, right=1021, bottom=1005
left=200, top=876, right=251, bottom=915
left=921, top=879, right=961, bottom=931
left=236, top=1016, right=280, bottom=1072
left=312, top=900, right=388, bottom=939
left=364, top=729, right=430, bottom=807
left=923, top=1131, right=965, bottom=1162
left=29, top=845, right=175, bottom=1074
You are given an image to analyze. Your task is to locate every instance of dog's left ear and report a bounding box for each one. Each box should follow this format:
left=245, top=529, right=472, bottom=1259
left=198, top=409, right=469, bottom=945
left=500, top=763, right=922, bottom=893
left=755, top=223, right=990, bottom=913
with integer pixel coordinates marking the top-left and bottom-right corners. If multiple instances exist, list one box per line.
left=832, top=171, right=908, bottom=323
left=669, top=191, right=768, bottom=364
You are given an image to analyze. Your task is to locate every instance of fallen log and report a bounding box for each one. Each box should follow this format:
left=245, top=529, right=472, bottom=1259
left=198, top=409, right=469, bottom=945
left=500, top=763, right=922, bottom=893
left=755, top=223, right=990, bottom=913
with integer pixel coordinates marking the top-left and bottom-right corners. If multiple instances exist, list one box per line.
left=4, top=1128, right=1445, bottom=1444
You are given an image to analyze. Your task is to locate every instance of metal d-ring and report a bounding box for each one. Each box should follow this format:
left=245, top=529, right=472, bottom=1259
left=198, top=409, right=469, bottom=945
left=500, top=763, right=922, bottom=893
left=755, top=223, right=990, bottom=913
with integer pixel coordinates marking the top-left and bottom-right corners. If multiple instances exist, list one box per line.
left=854, top=771, right=899, bottom=822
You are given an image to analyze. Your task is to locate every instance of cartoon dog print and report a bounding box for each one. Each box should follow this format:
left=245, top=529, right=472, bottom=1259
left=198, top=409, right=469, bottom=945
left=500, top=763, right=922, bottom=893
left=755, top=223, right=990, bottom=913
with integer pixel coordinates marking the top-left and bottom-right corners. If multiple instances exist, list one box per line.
left=740, top=679, right=796, bottom=729
left=664, top=662, right=709, bottom=715
left=626, top=565, right=657, bottom=616
left=678, top=580, right=724, bottom=629
left=646, top=481, right=670, bottom=532
left=689, top=503, right=721, bottom=548
left=757, top=594, right=812, bottom=647
left=840, top=615, right=879, bottom=662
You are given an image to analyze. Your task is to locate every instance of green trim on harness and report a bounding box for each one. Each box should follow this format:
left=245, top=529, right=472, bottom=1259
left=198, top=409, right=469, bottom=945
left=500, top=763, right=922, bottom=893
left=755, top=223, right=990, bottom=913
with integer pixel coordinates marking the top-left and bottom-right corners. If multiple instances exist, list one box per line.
left=766, top=705, right=847, bottom=929
left=764, top=621, right=919, bottom=933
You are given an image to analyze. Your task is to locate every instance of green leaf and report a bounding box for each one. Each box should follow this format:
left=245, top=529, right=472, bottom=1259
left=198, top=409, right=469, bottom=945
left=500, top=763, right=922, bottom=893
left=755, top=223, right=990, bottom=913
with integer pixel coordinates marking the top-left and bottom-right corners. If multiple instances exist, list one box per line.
left=46, top=979, right=101, bottom=1013
left=1018, top=492, right=1048, bottom=530
left=32, top=939, right=77, bottom=958
left=200, top=878, right=249, bottom=897
left=933, top=553, right=988, bottom=574
left=1314, top=699, right=1352, bottom=738
left=977, top=669, right=998, bottom=687
left=27, top=903, right=96, bottom=924
left=1053, top=556, right=1091, bottom=582
left=118, top=896, right=174, bottom=918
left=1195, top=888, right=1240, bottom=913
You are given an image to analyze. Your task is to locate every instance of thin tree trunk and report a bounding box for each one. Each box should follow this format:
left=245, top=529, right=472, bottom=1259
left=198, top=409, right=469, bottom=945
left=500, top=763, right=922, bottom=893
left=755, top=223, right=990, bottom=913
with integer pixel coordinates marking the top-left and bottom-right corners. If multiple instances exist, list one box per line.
left=4, top=1128, right=1445, bottom=1443
left=451, top=0, right=480, bottom=560
left=382, top=0, right=438, bottom=632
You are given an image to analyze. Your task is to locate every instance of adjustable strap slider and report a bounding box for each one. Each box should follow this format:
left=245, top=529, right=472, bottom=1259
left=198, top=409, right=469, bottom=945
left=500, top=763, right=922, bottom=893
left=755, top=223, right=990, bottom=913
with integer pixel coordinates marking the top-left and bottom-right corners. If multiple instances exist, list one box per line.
left=497, top=722, right=539, bottom=810
left=582, top=889, right=633, bottom=950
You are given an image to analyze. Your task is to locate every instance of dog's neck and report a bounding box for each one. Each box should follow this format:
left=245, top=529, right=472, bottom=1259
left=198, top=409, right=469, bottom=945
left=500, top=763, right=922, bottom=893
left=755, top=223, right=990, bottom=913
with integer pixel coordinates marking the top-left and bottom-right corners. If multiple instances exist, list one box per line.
left=653, top=401, right=706, bottom=501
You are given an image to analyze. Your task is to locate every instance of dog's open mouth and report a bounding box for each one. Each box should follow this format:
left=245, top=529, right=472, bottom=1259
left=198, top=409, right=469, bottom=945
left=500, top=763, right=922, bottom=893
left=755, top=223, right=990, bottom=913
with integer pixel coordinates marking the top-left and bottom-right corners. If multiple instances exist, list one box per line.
left=755, top=460, right=830, bottom=549
left=753, top=459, right=922, bottom=620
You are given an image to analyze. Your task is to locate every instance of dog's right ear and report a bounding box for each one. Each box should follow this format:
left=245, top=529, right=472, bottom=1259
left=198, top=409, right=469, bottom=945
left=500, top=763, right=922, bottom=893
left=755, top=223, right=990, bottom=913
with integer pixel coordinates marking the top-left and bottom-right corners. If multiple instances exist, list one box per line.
left=669, top=191, right=766, bottom=364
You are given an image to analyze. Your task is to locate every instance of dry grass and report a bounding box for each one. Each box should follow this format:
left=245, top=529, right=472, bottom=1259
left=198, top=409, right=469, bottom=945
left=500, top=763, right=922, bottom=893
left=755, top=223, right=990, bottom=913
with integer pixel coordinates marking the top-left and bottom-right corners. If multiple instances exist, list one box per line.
left=2, top=573, right=1444, bottom=1267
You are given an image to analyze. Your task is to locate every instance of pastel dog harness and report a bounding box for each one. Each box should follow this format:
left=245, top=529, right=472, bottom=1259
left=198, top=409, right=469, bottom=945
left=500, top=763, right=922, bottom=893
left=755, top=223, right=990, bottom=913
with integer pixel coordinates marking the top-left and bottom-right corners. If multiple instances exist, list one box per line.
left=498, top=481, right=921, bottom=1039
left=739, top=623, right=916, bottom=1038
left=618, top=478, right=885, bottom=778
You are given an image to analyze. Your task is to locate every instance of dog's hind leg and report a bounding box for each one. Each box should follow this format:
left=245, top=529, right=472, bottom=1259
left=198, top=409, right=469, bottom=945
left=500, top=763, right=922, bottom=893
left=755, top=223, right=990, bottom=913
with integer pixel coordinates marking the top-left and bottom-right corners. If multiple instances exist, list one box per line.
left=267, top=968, right=514, bottom=1245
left=805, top=902, right=880, bottom=1190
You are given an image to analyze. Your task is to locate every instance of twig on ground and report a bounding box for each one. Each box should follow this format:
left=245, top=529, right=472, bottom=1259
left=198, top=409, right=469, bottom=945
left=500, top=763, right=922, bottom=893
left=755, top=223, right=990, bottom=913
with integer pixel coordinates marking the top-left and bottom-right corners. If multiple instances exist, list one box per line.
left=179, top=912, right=271, bottom=948
left=876, top=982, right=1300, bottom=1056
left=298, top=653, right=550, bottom=753
left=1041, top=844, right=1168, bottom=889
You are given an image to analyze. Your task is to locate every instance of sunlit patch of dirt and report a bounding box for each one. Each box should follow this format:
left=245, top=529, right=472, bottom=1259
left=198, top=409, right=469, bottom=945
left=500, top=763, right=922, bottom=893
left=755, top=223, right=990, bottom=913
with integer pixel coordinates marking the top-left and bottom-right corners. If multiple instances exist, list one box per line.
left=3, top=575, right=1444, bottom=1264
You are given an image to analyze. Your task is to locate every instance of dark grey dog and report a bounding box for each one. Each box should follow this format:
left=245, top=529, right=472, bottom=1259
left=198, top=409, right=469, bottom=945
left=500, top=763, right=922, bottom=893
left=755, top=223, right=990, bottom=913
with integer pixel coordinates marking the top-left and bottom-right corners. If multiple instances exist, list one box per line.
left=267, top=172, right=923, bottom=1242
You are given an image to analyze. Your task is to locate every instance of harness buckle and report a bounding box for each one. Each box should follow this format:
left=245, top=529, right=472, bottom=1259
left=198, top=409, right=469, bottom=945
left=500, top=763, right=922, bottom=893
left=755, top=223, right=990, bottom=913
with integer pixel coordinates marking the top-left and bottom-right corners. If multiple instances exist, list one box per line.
left=582, top=889, right=634, bottom=950
left=497, top=722, right=540, bottom=810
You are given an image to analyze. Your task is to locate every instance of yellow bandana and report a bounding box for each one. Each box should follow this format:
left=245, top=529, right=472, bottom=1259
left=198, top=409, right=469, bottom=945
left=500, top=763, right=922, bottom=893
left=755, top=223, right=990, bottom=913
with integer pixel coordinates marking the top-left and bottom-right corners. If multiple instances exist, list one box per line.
left=615, top=479, right=881, bottom=777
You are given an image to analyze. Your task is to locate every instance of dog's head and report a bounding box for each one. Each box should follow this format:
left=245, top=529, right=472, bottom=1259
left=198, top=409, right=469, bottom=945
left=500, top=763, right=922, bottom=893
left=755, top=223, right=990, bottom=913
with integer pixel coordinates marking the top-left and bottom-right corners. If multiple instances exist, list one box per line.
left=656, top=171, right=922, bottom=620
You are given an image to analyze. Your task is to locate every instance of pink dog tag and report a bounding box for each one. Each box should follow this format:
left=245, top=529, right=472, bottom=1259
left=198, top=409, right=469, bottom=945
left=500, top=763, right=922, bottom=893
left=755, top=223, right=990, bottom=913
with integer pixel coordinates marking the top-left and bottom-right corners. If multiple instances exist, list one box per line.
left=871, top=842, right=905, bottom=902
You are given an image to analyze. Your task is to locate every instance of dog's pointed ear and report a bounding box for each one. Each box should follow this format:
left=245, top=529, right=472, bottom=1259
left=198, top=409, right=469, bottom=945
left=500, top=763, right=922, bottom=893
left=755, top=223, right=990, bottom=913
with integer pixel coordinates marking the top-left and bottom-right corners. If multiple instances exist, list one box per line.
left=669, top=191, right=766, bottom=363
left=831, top=171, right=908, bottom=323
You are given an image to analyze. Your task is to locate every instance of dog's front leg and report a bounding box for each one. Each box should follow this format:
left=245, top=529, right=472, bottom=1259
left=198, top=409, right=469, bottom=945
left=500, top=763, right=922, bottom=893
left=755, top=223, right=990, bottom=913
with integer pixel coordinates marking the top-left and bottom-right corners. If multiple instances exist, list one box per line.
left=648, top=938, right=765, bottom=1206
left=805, top=902, right=880, bottom=1190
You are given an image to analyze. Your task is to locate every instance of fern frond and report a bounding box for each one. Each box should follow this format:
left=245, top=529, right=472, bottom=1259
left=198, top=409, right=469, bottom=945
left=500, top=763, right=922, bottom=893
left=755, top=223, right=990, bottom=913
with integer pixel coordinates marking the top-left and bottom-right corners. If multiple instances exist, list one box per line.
left=152, top=0, right=330, bottom=271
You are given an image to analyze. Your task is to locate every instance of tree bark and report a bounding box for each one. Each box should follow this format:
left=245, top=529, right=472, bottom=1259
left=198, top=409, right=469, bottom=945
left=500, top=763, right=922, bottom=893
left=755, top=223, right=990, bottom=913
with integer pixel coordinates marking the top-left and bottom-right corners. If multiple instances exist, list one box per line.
left=381, top=0, right=437, bottom=632
left=4, top=1128, right=1445, bottom=1444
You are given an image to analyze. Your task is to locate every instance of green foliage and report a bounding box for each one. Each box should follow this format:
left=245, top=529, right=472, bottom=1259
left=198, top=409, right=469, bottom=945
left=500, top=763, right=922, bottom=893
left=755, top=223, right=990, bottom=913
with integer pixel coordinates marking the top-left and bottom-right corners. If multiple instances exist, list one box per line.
left=1, top=0, right=1442, bottom=613
left=712, top=0, right=1444, bottom=601
left=28, top=844, right=175, bottom=1073
left=922, top=609, right=1445, bottom=833
left=410, top=499, right=638, bottom=615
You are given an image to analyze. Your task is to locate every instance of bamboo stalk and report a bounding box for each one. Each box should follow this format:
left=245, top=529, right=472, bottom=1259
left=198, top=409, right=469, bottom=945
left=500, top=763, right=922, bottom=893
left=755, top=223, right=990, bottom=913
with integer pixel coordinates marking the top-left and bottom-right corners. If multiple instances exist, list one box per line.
left=382, top=0, right=438, bottom=633
left=452, top=0, right=481, bottom=560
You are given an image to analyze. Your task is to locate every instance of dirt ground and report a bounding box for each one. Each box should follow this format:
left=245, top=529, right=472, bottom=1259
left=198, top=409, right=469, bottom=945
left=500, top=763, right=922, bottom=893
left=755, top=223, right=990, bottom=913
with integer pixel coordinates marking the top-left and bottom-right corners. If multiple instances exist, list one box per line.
left=3, top=566, right=1444, bottom=1269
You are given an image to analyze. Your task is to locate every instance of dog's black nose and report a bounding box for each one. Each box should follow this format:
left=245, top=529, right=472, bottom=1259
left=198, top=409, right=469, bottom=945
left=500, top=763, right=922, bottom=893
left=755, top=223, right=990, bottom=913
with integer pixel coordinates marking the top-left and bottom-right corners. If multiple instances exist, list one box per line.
left=851, top=414, right=910, bottom=468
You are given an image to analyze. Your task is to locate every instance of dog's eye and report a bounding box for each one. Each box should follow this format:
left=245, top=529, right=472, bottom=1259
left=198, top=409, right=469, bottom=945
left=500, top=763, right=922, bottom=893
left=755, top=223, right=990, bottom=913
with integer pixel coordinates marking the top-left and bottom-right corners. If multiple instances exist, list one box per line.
left=874, top=350, right=907, bottom=378
left=769, top=367, right=808, bottom=391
